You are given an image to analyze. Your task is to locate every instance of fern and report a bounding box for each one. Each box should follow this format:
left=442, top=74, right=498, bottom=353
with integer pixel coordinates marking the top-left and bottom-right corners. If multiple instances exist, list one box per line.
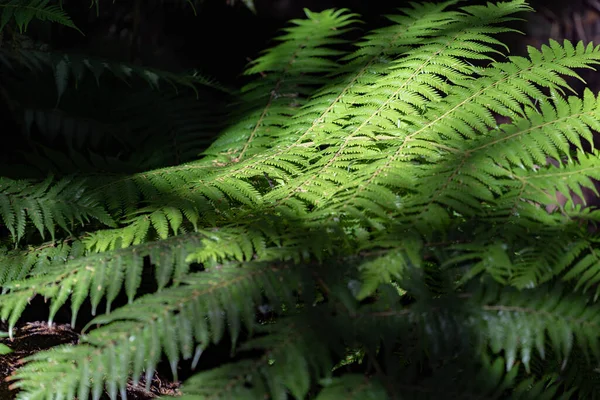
left=5, top=0, right=600, bottom=399
left=0, top=0, right=78, bottom=33
left=0, top=38, right=230, bottom=178
left=204, top=8, right=357, bottom=163
left=0, top=175, right=114, bottom=243
left=0, top=46, right=229, bottom=102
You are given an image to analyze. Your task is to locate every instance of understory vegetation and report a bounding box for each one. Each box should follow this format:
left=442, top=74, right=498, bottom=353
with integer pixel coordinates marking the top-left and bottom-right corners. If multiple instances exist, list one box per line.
left=3, top=0, right=600, bottom=398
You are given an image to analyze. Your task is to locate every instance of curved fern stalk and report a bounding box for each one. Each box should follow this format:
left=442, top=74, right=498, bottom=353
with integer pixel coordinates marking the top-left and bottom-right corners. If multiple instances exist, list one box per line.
left=8, top=262, right=314, bottom=400
left=0, top=0, right=80, bottom=33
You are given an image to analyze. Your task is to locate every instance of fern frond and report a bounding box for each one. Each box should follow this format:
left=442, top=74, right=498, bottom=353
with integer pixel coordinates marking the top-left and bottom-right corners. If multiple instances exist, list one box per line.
left=0, top=175, right=114, bottom=243
left=204, top=8, right=357, bottom=163
left=172, top=322, right=331, bottom=400
left=0, top=0, right=79, bottom=33
left=0, top=233, right=203, bottom=331
left=0, top=47, right=229, bottom=104
left=318, top=41, right=600, bottom=236
left=9, top=262, right=313, bottom=399
left=0, top=239, right=85, bottom=286
left=7, top=2, right=600, bottom=399
left=475, top=283, right=600, bottom=373
left=92, top=1, right=534, bottom=247
left=256, top=0, right=532, bottom=209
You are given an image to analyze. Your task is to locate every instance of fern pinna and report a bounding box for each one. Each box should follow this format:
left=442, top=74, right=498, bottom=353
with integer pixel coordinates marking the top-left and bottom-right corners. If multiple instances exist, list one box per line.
left=4, top=0, right=600, bottom=398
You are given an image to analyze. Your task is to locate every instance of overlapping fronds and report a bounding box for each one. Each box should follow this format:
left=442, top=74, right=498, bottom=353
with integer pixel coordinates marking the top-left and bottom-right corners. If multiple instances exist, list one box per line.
left=6, top=0, right=600, bottom=398
left=0, top=233, right=206, bottom=333
left=203, top=8, right=358, bottom=162
left=9, top=262, right=314, bottom=399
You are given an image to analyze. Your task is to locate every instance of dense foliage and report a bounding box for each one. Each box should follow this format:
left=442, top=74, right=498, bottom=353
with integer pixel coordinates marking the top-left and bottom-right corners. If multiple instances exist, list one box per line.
left=2, top=0, right=600, bottom=398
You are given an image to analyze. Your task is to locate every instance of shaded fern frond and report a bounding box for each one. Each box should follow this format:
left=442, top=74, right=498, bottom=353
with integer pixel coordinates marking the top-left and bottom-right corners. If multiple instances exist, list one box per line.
left=0, top=239, right=85, bottom=286
left=0, top=175, right=114, bottom=243
left=0, top=0, right=79, bottom=33
left=473, top=282, right=600, bottom=373
left=15, top=86, right=225, bottom=174
left=0, top=233, right=205, bottom=331
left=313, top=375, right=388, bottom=400
left=0, top=47, right=229, bottom=104
left=172, top=322, right=331, bottom=400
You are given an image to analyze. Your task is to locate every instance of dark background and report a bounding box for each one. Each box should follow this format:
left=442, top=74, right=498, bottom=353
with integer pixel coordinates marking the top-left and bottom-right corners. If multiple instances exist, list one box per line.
left=46, top=0, right=600, bottom=91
